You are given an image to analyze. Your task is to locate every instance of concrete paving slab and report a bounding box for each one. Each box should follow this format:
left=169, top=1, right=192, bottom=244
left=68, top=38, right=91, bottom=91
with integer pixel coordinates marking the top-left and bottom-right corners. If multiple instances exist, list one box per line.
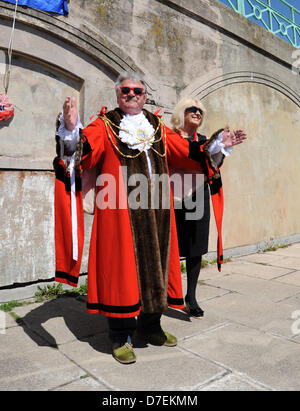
left=202, top=292, right=298, bottom=338
left=181, top=322, right=300, bottom=391
left=273, top=271, right=300, bottom=287
left=0, top=323, right=48, bottom=356
left=203, top=260, right=293, bottom=280
left=281, top=292, right=300, bottom=307
left=58, top=331, right=112, bottom=361
left=1, top=310, right=18, bottom=330
left=1, top=244, right=300, bottom=391
left=59, top=335, right=226, bottom=391
left=0, top=328, right=85, bottom=391
left=0, top=352, right=85, bottom=391
left=93, top=347, right=226, bottom=391
left=13, top=297, right=108, bottom=347
left=198, top=372, right=271, bottom=391
left=195, top=262, right=239, bottom=280
left=205, top=273, right=300, bottom=302
left=54, top=376, right=109, bottom=391
left=239, top=253, right=300, bottom=270
left=162, top=307, right=229, bottom=341
left=195, top=284, right=230, bottom=302
left=11, top=301, right=44, bottom=316
left=39, top=317, right=85, bottom=346
left=180, top=276, right=230, bottom=302
left=293, top=334, right=300, bottom=343
left=267, top=244, right=300, bottom=258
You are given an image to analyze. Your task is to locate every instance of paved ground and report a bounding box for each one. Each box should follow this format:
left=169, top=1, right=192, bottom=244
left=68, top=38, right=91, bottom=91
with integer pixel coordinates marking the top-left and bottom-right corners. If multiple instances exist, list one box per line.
left=1, top=243, right=300, bottom=391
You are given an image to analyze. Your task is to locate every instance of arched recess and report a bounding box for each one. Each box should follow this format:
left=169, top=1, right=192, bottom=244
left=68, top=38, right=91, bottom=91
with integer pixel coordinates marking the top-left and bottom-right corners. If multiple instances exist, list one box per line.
left=0, top=3, right=145, bottom=77
left=182, top=71, right=300, bottom=108
left=0, top=4, right=161, bottom=287
left=0, top=4, right=158, bottom=170
left=181, top=73, right=300, bottom=251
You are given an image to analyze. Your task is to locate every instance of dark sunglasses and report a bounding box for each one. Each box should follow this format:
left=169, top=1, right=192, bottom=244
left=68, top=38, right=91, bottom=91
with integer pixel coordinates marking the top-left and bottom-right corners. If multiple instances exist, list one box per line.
left=120, top=86, right=144, bottom=96
left=185, top=106, right=203, bottom=115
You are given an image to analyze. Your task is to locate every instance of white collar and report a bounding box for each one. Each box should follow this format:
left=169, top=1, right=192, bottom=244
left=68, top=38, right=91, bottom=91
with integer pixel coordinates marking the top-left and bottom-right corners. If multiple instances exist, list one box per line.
left=119, top=112, right=155, bottom=152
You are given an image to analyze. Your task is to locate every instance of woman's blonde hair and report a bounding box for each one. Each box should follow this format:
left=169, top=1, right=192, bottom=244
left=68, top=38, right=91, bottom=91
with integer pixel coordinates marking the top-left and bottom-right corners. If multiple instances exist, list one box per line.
left=171, top=96, right=206, bottom=133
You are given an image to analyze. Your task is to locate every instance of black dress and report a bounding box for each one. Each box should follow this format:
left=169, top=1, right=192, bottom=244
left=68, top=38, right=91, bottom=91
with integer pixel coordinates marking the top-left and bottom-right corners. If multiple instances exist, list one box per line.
left=174, top=133, right=210, bottom=258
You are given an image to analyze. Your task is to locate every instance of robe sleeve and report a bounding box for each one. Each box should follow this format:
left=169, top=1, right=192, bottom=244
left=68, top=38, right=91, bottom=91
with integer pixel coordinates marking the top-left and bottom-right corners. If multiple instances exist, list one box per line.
left=80, top=118, right=106, bottom=171
left=53, top=116, right=106, bottom=287
left=166, top=126, right=204, bottom=171
left=165, top=124, right=225, bottom=272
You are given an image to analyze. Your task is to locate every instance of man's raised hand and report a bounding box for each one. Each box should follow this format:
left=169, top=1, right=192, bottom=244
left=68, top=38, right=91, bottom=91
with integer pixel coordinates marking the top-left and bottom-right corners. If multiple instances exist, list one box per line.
left=63, top=97, right=78, bottom=131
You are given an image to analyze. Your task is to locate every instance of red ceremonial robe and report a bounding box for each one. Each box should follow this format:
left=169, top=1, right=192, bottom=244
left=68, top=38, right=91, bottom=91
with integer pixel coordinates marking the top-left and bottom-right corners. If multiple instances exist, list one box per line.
left=53, top=108, right=223, bottom=318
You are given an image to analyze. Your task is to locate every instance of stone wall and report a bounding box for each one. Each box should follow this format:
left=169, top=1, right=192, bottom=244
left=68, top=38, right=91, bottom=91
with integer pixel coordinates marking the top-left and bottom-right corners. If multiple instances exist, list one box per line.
left=0, top=0, right=299, bottom=290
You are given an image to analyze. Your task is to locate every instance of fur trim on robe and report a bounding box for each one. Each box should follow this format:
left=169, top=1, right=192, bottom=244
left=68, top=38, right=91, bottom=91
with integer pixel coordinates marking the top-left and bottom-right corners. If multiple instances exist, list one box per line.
left=104, top=108, right=171, bottom=313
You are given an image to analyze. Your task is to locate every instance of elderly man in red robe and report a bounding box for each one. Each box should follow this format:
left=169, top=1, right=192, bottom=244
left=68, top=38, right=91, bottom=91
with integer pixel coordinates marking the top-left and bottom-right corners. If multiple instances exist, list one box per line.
left=54, top=71, right=246, bottom=364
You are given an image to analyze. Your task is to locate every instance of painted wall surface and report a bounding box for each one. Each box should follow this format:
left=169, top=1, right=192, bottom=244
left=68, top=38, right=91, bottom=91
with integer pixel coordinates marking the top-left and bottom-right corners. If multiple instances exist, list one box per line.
left=203, top=82, right=300, bottom=251
left=0, top=0, right=299, bottom=289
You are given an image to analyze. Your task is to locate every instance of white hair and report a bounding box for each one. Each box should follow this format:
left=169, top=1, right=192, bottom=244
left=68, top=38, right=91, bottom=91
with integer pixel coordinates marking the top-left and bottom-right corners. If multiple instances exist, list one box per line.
left=115, top=71, right=147, bottom=95
left=171, top=96, right=206, bottom=132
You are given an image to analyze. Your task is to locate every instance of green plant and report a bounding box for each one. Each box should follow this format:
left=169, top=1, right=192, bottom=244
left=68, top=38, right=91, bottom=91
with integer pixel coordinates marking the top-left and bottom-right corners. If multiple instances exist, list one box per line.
left=0, top=300, right=24, bottom=312
left=180, top=261, right=186, bottom=274
left=262, top=243, right=288, bottom=253
left=201, top=257, right=232, bottom=268
left=201, top=259, right=209, bottom=268
left=35, top=283, right=65, bottom=300
left=34, top=280, right=88, bottom=302
left=74, top=281, right=88, bottom=295
left=9, top=312, right=20, bottom=321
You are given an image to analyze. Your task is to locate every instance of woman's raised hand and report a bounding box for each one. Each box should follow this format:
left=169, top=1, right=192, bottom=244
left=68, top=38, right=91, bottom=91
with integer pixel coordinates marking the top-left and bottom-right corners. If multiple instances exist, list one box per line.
left=222, top=124, right=247, bottom=148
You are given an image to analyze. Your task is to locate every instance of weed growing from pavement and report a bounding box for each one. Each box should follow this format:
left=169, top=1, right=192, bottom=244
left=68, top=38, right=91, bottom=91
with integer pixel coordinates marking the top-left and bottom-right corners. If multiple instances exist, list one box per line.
left=181, top=257, right=232, bottom=272
left=34, top=281, right=88, bottom=302
left=262, top=243, right=288, bottom=252
left=201, top=257, right=232, bottom=268
left=0, top=300, right=27, bottom=312
left=0, top=281, right=88, bottom=317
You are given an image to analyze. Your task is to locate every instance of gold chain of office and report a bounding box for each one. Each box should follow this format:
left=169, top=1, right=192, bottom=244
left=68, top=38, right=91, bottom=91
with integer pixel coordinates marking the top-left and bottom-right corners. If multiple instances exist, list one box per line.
left=101, top=115, right=167, bottom=159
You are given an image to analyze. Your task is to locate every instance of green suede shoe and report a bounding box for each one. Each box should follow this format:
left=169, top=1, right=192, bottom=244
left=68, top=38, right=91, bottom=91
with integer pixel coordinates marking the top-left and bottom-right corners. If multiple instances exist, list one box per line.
left=133, top=330, right=177, bottom=347
left=112, top=342, right=136, bottom=364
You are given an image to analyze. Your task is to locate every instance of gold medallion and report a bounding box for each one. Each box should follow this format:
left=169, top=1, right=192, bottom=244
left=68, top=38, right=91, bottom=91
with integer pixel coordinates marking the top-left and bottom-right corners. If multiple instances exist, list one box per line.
left=137, top=129, right=148, bottom=141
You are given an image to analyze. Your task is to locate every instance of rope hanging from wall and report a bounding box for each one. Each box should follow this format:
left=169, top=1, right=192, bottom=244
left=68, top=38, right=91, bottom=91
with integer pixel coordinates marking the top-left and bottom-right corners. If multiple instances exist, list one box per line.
left=0, top=0, right=18, bottom=122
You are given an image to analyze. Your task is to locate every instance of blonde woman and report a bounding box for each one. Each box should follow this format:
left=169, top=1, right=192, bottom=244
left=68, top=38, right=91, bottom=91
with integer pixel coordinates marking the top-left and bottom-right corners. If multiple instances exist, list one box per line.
left=170, top=96, right=246, bottom=317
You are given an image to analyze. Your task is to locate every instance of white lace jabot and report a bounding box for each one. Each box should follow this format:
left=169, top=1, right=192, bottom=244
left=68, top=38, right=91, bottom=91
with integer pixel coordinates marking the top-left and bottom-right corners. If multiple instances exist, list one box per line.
left=119, top=112, right=155, bottom=152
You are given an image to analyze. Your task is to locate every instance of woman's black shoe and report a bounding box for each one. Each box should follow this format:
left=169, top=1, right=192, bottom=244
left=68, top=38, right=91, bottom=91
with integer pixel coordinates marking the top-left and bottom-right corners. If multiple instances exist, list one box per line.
left=185, top=300, right=204, bottom=318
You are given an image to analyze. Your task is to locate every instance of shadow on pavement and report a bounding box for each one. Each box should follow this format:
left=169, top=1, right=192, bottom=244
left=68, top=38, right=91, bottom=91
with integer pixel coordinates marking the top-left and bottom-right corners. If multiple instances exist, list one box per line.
left=17, top=295, right=111, bottom=354
left=163, top=307, right=192, bottom=322
left=17, top=296, right=192, bottom=355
